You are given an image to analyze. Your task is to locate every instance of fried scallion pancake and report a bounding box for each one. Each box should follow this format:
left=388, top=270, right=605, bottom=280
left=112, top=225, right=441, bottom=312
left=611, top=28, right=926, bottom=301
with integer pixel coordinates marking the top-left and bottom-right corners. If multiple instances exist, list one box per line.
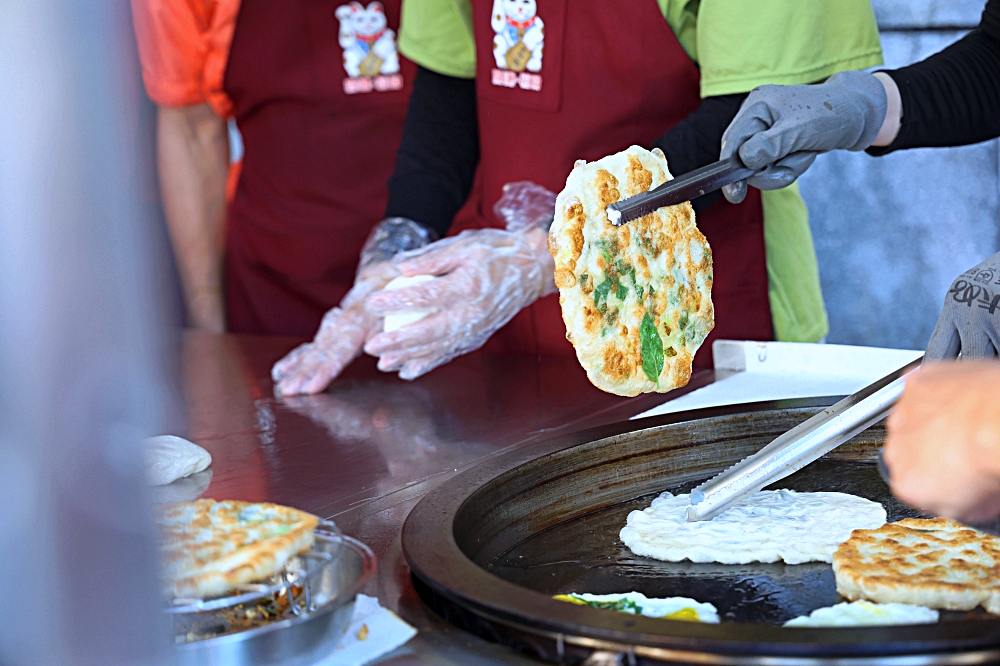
left=833, top=517, right=1000, bottom=613
left=159, top=499, right=319, bottom=599
left=549, top=146, right=714, bottom=396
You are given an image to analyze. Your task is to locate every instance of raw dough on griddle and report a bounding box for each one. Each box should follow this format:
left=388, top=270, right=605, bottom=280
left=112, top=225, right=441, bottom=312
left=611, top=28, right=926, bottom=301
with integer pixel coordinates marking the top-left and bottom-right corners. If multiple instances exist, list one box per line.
left=145, top=435, right=212, bottom=486
left=620, top=489, right=886, bottom=565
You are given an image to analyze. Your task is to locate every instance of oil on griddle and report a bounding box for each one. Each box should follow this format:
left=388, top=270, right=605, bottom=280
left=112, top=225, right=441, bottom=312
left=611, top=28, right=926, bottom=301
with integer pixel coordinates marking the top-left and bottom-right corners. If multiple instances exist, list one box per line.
left=486, top=459, right=992, bottom=625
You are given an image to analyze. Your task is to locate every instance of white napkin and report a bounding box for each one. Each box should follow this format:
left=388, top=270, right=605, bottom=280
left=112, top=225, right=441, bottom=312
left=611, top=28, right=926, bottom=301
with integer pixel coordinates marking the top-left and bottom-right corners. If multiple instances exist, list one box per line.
left=633, top=341, right=921, bottom=420
left=313, top=594, right=417, bottom=666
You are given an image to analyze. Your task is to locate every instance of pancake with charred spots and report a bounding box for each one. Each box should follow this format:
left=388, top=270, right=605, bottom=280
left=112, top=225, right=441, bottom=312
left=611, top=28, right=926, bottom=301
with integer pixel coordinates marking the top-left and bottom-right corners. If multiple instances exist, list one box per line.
left=834, top=517, right=1000, bottom=614
left=549, top=145, right=713, bottom=396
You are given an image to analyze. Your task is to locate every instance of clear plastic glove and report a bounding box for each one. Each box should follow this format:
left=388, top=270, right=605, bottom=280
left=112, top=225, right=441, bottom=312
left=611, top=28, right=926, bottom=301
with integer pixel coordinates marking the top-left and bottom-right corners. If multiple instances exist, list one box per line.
left=270, top=261, right=396, bottom=396
left=492, top=180, right=556, bottom=233
left=720, top=70, right=888, bottom=204
left=926, top=253, right=1000, bottom=360
left=364, top=228, right=555, bottom=380
left=363, top=182, right=557, bottom=380
left=884, top=362, right=1000, bottom=523
left=271, top=218, right=436, bottom=396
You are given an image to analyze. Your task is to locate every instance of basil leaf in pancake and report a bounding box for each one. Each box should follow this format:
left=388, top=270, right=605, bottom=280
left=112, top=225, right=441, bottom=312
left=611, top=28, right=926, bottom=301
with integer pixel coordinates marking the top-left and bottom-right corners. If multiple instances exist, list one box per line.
left=615, top=259, right=636, bottom=282
left=594, top=278, right=613, bottom=312
left=615, top=281, right=628, bottom=300
left=596, top=238, right=617, bottom=263
left=640, top=312, right=664, bottom=382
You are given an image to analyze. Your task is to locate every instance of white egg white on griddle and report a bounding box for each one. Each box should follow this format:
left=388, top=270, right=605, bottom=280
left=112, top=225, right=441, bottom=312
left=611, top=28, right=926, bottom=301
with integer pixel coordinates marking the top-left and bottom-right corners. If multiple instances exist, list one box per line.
left=784, top=600, right=938, bottom=627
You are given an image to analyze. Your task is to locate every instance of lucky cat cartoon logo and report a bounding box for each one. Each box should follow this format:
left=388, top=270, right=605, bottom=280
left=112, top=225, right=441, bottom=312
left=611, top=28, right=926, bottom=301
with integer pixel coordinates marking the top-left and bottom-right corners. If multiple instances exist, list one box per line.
left=334, top=1, right=403, bottom=94
left=491, top=0, right=545, bottom=91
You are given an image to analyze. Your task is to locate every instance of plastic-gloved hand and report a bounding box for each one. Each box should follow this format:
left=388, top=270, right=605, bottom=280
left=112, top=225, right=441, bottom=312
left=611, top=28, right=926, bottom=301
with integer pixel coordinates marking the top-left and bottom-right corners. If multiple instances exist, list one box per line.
left=270, top=261, right=396, bottom=396
left=491, top=180, right=556, bottom=233
left=884, top=362, right=1000, bottom=523
left=926, top=253, right=1000, bottom=360
left=720, top=70, right=889, bottom=204
left=364, top=228, right=555, bottom=379
left=363, top=182, right=557, bottom=380
left=271, top=218, right=436, bottom=395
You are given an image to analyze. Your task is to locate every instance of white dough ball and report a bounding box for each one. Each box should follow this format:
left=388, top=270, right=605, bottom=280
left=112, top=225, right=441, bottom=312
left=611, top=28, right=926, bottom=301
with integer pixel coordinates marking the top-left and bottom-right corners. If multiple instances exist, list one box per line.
left=144, top=435, right=212, bottom=486
left=382, top=274, right=437, bottom=333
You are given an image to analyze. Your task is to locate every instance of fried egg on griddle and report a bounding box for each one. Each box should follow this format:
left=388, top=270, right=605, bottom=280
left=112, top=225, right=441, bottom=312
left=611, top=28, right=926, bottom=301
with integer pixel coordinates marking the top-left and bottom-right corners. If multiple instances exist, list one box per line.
left=553, top=591, right=719, bottom=623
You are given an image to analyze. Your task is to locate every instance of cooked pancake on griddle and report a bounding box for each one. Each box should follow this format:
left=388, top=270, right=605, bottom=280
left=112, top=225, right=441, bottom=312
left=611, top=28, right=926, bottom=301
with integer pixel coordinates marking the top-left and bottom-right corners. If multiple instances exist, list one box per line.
left=549, top=146, right=713, bottom=396
left=833, top=518, right=1000, bottom=613
left=620, top=489, right=886, bottom=565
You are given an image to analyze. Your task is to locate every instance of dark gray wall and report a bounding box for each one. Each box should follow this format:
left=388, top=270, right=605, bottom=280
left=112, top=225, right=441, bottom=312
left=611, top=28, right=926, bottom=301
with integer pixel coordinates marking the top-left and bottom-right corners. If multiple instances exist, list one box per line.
left=798, top=0, right=999, bottom=349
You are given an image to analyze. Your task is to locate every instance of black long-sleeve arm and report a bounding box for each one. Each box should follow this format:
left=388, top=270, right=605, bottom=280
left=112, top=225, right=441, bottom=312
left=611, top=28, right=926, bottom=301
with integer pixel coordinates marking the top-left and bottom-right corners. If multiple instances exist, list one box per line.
left=386, top=66, right=750, bottom=230
left=870, top=0, right=1000, bottom=155
left=384, top=66, right=479, bottom=238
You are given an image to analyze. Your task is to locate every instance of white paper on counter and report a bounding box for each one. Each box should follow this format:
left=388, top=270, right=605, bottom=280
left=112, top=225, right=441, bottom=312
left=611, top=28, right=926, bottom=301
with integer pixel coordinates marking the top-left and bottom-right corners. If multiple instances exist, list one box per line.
left=632, top=341, right=921, bottom=420
left=314, top=594, right=417, bottom=666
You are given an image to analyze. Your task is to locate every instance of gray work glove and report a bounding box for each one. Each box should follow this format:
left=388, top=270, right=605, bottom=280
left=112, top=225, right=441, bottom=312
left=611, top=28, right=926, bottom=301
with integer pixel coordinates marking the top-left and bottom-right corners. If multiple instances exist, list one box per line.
left=720, top=71, right=888, bottom=204
left=926, top=253, right=1000, bottom=360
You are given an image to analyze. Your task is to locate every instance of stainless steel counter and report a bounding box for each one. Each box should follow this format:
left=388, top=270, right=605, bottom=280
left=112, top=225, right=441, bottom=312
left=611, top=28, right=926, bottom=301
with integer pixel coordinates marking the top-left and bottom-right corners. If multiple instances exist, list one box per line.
left=179, top=331, right=712, bottom=664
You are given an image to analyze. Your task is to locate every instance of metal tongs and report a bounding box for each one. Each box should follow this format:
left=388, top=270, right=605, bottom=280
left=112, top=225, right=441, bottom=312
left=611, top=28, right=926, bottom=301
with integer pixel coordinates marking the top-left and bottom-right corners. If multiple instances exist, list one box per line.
left=685, top=357, right=924, bottom=522
left=606, top=156, right=757, bottom=226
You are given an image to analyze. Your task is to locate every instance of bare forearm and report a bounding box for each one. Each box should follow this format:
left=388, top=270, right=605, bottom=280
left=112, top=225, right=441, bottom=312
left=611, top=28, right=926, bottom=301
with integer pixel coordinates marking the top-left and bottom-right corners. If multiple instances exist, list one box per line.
left=156, top=104, right=229, bottom=331
left=870, top=73, right=902, bottom=147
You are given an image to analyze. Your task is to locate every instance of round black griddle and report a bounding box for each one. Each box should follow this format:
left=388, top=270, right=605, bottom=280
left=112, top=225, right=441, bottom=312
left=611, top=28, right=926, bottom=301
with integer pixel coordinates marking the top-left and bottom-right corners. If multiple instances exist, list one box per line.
left=402, top=399, right=1000, bottom=665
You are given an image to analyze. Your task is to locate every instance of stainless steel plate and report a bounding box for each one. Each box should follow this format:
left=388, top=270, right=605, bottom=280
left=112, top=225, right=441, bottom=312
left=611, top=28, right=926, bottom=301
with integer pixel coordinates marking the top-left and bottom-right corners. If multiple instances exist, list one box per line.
left=175, top=534, right=375, bottom=666
left=402, top=399, right=1000, bottom=665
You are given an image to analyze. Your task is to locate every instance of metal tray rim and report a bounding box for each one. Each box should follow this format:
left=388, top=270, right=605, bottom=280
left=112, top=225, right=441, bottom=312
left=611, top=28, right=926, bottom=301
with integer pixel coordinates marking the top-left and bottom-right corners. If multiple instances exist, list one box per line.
left=175, top=534, right=376, bottom=653
left=402, top=397, right=1000, bottom=659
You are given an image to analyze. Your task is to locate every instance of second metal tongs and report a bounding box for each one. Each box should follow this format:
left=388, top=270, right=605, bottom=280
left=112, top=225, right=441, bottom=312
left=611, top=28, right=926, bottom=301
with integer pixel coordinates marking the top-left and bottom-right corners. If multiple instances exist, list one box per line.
left=685, top=356, right=924, bottom=522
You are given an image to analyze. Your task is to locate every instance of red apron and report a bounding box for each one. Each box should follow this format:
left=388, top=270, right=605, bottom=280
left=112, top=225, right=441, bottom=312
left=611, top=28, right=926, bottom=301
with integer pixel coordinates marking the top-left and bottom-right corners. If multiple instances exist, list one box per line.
left=467, top=0, right=773, bottom=367
left=222, top=0, right=414, bottom=336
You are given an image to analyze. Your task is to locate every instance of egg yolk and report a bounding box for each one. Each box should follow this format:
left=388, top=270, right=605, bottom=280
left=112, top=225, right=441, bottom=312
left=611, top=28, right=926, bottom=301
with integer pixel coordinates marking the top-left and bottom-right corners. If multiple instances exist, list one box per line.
left=553, top=594, right=587, bottom=605
left=664, top=607, right=700, bottom=621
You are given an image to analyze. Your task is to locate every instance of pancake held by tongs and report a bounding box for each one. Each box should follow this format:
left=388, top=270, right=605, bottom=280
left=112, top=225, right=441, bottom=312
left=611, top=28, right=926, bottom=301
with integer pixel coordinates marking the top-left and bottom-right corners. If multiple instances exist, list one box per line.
left=686, top=357, right=923, bottom=522
left=549, top=146, right=714, bottom=396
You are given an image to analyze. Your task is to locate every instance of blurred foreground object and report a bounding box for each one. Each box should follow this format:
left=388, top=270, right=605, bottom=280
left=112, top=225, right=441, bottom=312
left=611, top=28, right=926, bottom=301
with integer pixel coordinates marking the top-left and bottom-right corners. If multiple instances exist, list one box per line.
left=885, top=362, right=1000, bottom=523
left=0, top=2, right=178, bottom=665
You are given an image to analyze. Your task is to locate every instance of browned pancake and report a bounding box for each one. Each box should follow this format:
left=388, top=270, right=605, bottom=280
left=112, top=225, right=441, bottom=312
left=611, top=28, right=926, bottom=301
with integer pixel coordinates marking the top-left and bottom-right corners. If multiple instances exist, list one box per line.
left=159, top=499, right=319, bottom=599
left=549, top=146, right=713, bottom=396
left=833, top=517, right=1000, bottom=613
